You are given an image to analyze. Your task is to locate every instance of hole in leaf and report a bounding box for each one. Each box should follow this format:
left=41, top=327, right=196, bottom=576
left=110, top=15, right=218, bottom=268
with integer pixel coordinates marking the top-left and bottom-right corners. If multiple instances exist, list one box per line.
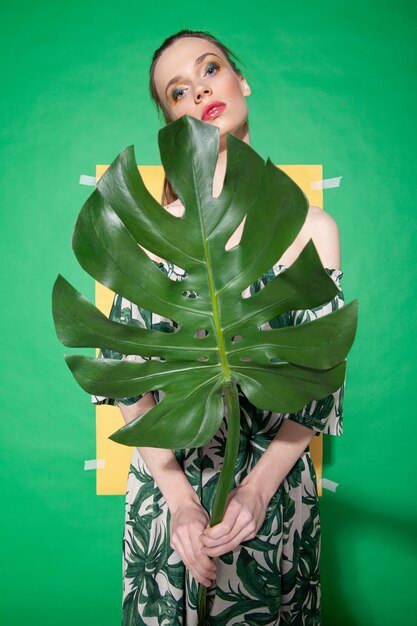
left=225, top=215, right=247, bottom=251
left=196, top=356, right=209, bottom=362
left=182, top=290, right=198, bottom=299
left=153, top=389, right=164, bottom=402
left=195, top=329, right=209, bottom=338
left=169, top=201, right=185, bottom=218
left=138, top=244, right=166, bottom=265
left=239, top=356, right=252, bottom=362
left=231, top=335, right=242, bottom=343
left=153, top=319, right=179, bottom=332
left=240, top=280, right=262, bottom=300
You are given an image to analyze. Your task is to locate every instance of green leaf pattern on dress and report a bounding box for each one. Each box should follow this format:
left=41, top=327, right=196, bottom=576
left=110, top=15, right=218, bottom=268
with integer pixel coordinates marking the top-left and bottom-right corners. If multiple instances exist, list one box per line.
left=93, top=260, right=344, bottom=625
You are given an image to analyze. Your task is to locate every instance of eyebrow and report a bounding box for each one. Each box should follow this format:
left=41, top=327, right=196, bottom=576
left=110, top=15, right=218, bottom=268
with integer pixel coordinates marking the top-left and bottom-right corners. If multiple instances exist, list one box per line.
left=165, top=52, right=223, bottom=97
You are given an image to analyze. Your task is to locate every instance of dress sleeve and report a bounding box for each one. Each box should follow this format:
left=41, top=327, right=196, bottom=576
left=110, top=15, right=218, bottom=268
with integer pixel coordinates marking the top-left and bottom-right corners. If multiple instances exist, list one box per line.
left=91, top=293, right=155, bottom=407
left=284, top=268, right=345, bottom=436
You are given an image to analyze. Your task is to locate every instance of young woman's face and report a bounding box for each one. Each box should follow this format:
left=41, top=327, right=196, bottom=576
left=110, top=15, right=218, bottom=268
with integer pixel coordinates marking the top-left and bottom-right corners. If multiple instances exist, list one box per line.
left=153, top=37, right=251, bottom=143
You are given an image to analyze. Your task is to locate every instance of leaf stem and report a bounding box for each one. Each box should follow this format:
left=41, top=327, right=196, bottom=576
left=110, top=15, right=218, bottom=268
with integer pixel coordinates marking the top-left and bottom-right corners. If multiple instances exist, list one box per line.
left=210, top=381, right=240, bottom=524
left=197, top=203, right=231, bottom=380
left=197, top=380, right=240, bottom=624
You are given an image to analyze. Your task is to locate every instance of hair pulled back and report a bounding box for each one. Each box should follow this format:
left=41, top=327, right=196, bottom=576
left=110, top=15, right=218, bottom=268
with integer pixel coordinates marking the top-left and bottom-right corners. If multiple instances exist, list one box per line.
left=149, top=30, right=245, bottom=205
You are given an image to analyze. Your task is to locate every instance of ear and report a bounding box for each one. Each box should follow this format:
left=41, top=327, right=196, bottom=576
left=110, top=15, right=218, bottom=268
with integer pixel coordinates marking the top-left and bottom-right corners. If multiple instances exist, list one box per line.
left=239, top=75, right=251, bottom=96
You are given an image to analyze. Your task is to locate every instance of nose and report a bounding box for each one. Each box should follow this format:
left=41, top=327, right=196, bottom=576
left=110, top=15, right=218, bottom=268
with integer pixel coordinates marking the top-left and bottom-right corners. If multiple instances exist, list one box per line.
left=194, top=83, right=212, bottom=103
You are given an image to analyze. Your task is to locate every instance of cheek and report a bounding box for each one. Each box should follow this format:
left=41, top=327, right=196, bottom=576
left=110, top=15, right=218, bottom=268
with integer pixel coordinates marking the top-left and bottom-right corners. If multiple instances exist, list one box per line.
left=166, top=98, right=198, bottom=122
left=163, top=99, right=179, bottom=120
left=219, top=73, right=245, bottom=99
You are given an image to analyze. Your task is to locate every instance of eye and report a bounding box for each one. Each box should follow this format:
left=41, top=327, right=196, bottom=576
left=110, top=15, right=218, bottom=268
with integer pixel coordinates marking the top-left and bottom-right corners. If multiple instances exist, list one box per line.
left=204, top=61, right=220, bottom=77
left=171, top=86, right=187, bottom=102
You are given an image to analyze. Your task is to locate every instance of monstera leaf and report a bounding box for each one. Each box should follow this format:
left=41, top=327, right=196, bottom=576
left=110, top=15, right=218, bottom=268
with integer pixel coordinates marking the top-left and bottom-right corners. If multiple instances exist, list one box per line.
left=53, top=112, right=358, bottom=508
left=53, top=115, right=357, bottom=623
left=54, top=116, right=356, bottom=421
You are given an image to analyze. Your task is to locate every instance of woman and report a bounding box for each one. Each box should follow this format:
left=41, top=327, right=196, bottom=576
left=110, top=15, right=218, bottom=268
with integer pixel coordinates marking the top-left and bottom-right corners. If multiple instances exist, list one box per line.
left=95, top=29, right=344, bottom=625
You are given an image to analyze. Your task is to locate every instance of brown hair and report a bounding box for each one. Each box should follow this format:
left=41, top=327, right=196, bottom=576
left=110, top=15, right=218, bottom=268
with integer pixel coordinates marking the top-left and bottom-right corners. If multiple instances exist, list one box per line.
left=149, top=30, right=246, bottom=205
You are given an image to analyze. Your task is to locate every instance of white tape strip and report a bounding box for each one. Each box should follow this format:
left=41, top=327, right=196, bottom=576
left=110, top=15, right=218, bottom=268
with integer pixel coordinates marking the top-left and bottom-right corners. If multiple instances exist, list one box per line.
left=79, top=174, right=96, bottom=187
left=84, top=459, right=106, bottom=470
left=320, top=478, right=339, bottom=492
left=310, top=176, right=342, bottom=190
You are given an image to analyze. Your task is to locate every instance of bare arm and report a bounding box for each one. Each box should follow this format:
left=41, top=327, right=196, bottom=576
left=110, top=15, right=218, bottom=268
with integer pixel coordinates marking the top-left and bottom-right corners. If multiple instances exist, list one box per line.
left=117, top=394, right=200, bottom=513
left=240, top=420, right=315, bottom=501
left=202, top=208, right=342, bottom=555
left=117, top=393, right=217, bottom=587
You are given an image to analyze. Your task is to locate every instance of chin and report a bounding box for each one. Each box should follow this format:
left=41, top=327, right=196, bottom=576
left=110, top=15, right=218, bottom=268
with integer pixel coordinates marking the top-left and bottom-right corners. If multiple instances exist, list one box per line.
left=212, top=116, right=246, bottom=135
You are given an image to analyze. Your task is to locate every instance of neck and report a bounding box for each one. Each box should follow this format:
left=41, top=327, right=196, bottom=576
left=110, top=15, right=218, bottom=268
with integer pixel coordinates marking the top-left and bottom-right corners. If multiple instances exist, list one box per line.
left=212, top=123, right=251, bottom=198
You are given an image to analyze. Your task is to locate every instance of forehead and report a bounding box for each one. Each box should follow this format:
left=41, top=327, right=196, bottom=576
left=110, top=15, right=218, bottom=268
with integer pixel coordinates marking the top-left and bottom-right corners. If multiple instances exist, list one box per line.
left=153, top=37, right=228, bottom=97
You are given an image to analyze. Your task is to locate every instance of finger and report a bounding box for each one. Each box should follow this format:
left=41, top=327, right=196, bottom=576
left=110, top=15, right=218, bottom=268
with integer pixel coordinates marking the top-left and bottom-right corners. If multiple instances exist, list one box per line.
left=201, top=523, right=257, bottom=558
left=187, top=522, right=217, bottom=570
left=172, top=518, right=216, bottom=578
left=204, top=500, right=241, bottom=539
left=176, top=536, right=214, bottom=587
left=183, top=529, right=217, bottom=583
left=201, top=516, right=249, bottom=547
left=190, top=529, right=217, bottom=574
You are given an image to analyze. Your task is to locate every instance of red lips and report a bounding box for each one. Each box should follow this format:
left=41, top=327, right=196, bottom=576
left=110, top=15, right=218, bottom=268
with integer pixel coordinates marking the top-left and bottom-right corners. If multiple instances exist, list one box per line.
left=201, top=101, right=227, bottom=121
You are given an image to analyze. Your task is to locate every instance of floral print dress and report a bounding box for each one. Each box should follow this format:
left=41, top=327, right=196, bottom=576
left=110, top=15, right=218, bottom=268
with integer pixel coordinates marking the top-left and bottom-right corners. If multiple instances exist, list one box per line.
left=93, top=259, right=345, bottom=626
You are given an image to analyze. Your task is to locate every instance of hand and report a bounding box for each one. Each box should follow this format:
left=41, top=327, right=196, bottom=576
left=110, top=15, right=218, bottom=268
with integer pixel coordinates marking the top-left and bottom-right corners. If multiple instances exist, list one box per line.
left=169, top=498, right=217, bottom=588
left=200, top=481, right=269, bottom=558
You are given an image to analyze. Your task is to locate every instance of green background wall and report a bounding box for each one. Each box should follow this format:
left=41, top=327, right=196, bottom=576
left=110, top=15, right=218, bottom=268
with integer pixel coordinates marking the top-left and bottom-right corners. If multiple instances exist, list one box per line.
left=1, top=1, right=416, bottom=624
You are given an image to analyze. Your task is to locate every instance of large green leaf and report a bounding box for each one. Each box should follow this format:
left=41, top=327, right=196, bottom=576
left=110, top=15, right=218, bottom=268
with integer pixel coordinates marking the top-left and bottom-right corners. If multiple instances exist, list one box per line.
left=52, top=115, right=357, bottom=449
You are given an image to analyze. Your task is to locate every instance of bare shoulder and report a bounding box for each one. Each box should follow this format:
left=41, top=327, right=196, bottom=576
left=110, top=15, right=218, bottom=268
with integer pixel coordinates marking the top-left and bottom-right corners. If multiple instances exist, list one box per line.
left=278, top=205, right=341, bottom=269
left=306, top=205, right=339, bottom=233
left=305, top=206, right=341, bottom=270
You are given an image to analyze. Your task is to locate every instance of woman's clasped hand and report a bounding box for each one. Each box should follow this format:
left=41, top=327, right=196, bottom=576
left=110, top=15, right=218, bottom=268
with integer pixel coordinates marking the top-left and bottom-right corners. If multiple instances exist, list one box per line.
left=169, top=481, right=269, bottom=587
left=201, top=481, right=269, bottom=558
left=169, top=496, right=218, bottom=588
